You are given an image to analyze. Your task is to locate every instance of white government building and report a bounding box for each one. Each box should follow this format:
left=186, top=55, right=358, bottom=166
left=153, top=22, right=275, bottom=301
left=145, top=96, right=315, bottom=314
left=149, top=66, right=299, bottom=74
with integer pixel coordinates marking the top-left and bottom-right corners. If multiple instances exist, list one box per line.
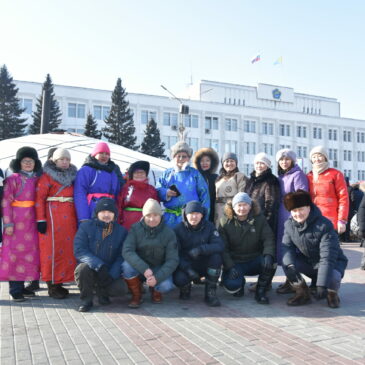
left=16, top=79, right=365, bottom=181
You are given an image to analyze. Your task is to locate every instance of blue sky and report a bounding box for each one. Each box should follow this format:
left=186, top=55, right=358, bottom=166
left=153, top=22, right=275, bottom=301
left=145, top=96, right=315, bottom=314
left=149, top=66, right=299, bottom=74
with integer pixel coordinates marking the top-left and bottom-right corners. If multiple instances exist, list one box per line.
left=1, top=0, right=364, bottom=119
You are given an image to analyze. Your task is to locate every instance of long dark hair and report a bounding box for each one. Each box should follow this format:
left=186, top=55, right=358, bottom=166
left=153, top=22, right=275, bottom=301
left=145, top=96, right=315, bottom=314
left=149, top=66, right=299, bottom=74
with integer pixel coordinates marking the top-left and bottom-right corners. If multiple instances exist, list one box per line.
left=277, top=160, right=294, bottom=176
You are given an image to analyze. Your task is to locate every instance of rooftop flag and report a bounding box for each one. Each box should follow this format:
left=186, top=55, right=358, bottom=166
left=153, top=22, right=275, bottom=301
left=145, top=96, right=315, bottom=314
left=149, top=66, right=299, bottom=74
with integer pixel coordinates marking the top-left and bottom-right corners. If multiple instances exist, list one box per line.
left=251, top=54, right=261, bottom=64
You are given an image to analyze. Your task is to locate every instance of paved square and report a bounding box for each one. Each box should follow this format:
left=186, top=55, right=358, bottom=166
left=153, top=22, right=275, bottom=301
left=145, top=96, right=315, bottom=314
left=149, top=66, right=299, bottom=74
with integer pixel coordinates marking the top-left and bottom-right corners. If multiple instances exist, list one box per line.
left=1, top=242, right=364, bottom=364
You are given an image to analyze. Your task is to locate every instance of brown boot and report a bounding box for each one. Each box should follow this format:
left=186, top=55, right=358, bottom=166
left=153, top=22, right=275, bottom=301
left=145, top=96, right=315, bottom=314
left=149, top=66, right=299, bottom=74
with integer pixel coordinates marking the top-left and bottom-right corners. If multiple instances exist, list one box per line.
left=327, top=289, right=340, bottom=308
left=125, top=277, right=142, bottom=308
left=287, top=280, right=311, bottom=306
left=276, top=278, right=295, bottom=294
left=150, top=287, right=162, bottom=304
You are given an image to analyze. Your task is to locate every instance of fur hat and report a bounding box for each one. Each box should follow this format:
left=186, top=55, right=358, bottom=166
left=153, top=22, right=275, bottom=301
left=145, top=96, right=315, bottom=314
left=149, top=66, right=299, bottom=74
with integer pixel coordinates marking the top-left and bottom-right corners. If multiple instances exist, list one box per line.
left=93, top=197, right=118, bottom=218
left=170, top=141, right=193, bottom=158
left=184, top=201, right=206, bottom=215
left=52, top=148, right=71, bottom=162
left=232, top=192, right=252, bottom=207
left=9, top=146, right=42, bottom=173
left=310, top=146, right=329, bottom=162
left=283, top=190, right=312, bottom=211
left=91, top=142, right=110, bottom=157
left=276, top=149, right=297, bottom=163
left=143, top=199, right=162, bottom=216
left=192, top=147, right=219, bottom=174
left=221, top=152, right=238, bottom=164
left=254, top=152, right=271, bottom=168
left=128, top=161, right=150, bottom=179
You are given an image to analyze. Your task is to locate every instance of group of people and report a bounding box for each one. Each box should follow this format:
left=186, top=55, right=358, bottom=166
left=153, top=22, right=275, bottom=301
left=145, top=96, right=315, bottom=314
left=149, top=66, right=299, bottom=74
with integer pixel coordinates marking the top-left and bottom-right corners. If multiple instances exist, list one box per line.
left=0, top=139, right=356, bottom=312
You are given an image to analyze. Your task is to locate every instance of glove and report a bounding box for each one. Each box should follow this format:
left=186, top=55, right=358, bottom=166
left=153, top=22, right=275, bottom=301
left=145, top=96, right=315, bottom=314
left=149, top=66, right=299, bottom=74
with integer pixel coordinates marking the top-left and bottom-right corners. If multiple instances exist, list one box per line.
left=228, top=267, right=239, bottom=280
left=37, top=222, right=47, bottom=234
left=315, top=286, right=328, bottom=300
left=97, top=265, right=113, bottom=287
left=188, top=247, right=201, bottom=260
left=262, top=255, right=274, bottom=271
left=186, top=268, right=200, bottom=281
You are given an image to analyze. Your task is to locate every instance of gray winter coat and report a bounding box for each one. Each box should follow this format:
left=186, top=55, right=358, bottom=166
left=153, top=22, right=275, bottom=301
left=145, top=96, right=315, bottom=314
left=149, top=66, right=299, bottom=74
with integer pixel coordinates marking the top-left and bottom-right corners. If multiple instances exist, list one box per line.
left=282, top=204, right=348, bottom=287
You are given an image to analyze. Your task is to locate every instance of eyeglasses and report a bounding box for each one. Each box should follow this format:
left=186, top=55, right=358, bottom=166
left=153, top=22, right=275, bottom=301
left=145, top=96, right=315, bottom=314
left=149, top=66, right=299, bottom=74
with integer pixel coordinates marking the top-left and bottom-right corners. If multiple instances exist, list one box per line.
left=21, top=159, right=35, bottom=164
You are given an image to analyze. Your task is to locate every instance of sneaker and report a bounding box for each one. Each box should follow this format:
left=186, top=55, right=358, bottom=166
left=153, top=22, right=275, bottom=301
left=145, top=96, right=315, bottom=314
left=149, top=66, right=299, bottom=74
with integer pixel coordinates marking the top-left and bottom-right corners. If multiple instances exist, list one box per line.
left=12, top=293, right=26, bottom=302
left=23, top=288, right=36, bottom=297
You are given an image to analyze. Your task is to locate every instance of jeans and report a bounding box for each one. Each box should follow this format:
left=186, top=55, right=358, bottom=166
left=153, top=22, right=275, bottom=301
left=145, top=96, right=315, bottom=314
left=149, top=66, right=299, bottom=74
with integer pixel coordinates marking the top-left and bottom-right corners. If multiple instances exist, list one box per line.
left=121, top=261, right=175, bottom=293
left=222, top=255, right=264, bottom=292
left=9, top=281, right=25, bottom=297
left=173, top=253, right=222, bottom=287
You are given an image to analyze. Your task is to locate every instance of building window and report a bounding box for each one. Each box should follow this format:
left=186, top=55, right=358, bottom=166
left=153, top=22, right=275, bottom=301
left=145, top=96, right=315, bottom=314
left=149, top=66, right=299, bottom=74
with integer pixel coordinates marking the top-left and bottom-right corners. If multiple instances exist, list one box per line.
left=207, top=139, right=219, bottom=152
left=225, top=118, right=238, bottom=131
left=343, top=150, right=352, bottom=161
left=244, top=120, right=256, bottom=133
left=279, top=144, right=291, bottom=150
left=328, top=128, right=338, bottom=141
left=358, top=151, right=365, bottom=162
left=205, top=116, right=218, bottom=130
left=93, top=105, right=110, bottom=120
left=262, top=122, right=274, bottom=135
left=68, top=103, right=85, bottom=119
left=262, top=143, right=274, bottom=156
left=225, top=140, right=237, bottom=154
left=162, top=135, right=178, bottom=150
left=329, top=148, right=338, bottom=161
left=313, top=127, right=322, bottom=139
left=20, top=98, right=33, bottom=114
left=297, top=126, right=307, bottom=138
left=184, top=114, right=199, bottom=128
left=141, top=110, right=157, bottom=124
left=243, top=164, right=253, bottom=176
left=279, top=124, right=290, bottom=137
left=358, top=170, right=365, bottom=180
left=297, top=146, right=308, bottom=158
left=343, top=170, right=352, bottom=180
left=343, top=130, right=352, bottom=142
left=187, top=137, right=199, bottom=152
left=357, top=132, right=365, bottom=143
left=163, top=112, right=178, bottom=127
left=244, top=142, right=256, bottom=155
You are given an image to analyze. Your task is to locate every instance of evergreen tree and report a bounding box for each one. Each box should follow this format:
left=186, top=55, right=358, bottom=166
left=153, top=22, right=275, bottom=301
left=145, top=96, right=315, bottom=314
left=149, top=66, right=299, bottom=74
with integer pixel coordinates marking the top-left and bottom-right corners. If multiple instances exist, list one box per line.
left=102, top=78, right=137, bottom=149
left=30, top=74, right=62, bottom=134
left=84, top=112, right=101, bottom=139
left=140, top=118, right=166, bottom=158
left=0, top=65, right=27, bottom=140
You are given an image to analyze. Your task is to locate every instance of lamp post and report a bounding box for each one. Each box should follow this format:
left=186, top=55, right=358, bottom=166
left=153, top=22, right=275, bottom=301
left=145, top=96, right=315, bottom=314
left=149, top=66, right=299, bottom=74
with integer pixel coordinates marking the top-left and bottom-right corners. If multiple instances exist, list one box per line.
left=160, top=85, right=189, bottom=141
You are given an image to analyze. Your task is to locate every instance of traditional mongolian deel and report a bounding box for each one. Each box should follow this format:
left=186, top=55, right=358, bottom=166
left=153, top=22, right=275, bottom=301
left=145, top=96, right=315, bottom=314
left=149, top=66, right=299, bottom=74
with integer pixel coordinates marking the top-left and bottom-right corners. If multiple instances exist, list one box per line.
left=35, top=160, right=78, bottom=284
left=0, top=173, right=40, bottom=281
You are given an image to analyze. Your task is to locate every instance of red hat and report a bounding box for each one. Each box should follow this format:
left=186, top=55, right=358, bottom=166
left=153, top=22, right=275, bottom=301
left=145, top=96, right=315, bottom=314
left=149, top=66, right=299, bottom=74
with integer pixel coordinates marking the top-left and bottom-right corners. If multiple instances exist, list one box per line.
left=91, top=142, right=110, bottom=157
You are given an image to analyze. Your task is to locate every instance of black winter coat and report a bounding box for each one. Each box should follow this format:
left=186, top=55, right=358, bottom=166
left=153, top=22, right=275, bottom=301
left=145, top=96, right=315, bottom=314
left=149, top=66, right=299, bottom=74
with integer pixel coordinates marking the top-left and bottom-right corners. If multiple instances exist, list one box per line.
left=282, top=204, right=348, bottom=287
left=245, top=168, right=280, bottom=235
left=174, top=208, right=224, bottom=272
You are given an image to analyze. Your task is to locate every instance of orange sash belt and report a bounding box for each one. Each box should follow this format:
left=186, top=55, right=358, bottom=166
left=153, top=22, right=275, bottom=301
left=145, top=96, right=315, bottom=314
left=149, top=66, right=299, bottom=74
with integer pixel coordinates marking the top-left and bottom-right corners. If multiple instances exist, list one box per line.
left=11, top=200, right=35, bottom=207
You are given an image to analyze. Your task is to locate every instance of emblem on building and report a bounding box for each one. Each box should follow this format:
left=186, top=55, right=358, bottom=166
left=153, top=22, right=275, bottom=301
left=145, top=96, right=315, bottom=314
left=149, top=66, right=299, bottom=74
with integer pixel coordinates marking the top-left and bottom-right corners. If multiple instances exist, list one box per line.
left=272, top=88, right=281, bottom=100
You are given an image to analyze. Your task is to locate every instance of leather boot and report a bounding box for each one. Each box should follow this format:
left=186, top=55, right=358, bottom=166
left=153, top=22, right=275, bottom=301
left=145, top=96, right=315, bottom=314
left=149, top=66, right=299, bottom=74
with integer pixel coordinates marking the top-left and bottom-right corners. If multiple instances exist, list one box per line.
left=276, top=278, right=295, bottom=294
left=25, top=280, right=40, bottom=292
left=255, top=267, right=275, bottom=304
left=125, top=277, right=143, bottom=308
left=179, top=284, right=191, bottom=300
left=204, top=268, right=221, bottom=307
left=327, top=289, right=340, bottom=308
left=150, top=287, right=162, bottom=304
left=47, top=282, right=67, bottom=299
left=287, top=280, right=311, bottom=306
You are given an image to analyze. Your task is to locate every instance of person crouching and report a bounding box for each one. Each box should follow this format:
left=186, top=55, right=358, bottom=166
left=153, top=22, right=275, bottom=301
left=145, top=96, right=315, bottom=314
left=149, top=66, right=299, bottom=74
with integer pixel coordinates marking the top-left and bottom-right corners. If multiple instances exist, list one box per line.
left=219, top=192, right=276, bottom=304
left=173, top=201, right=224, bottom=307
left=74, top=198, right=128, bottom=312
left=282, top=190, right=348, bottom=308
left=122, top=199, right=178, bottom=308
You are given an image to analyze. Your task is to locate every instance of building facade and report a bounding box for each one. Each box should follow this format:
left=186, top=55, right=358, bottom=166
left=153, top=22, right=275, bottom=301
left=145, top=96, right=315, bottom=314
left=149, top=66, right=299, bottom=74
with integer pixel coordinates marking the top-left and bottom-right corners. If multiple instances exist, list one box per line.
left=16, top=79, right=365, bottom=180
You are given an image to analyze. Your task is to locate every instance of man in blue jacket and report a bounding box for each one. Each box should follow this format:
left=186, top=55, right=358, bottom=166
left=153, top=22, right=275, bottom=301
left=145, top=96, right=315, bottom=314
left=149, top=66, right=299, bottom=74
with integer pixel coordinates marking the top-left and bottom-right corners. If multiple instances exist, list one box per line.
left=74, top=198, right=128, bottom=312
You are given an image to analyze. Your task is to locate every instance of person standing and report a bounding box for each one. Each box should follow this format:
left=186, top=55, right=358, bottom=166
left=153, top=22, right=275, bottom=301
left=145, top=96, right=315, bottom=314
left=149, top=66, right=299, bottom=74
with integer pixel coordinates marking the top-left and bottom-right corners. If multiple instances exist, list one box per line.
left=0, top=147, right=42, bottom=301
left=192, top=147, right=219, bottom=222
left=35, top=148, right=78, bottom=299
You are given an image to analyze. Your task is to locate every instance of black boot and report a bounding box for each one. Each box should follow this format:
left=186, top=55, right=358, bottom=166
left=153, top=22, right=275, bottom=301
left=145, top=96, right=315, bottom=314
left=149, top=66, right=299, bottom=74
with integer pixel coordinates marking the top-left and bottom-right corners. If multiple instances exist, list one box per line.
left=25, top=280, right=40, bottom=292
left=204, top=268, right=221, bottom=307
left=179, top=284, right=191, bottom=300
left=255, top=267, right=276, bottom=304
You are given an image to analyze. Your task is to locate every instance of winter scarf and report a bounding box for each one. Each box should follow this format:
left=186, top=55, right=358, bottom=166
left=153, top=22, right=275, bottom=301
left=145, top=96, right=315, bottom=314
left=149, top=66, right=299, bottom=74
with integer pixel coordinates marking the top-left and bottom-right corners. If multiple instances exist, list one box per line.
left=312, top=161, right=330, bottom=182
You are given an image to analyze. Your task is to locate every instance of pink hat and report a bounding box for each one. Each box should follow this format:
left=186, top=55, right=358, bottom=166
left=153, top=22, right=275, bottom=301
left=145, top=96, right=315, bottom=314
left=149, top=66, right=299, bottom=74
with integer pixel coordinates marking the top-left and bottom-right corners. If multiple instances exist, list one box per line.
left=91, top=142, right=110, bottom=157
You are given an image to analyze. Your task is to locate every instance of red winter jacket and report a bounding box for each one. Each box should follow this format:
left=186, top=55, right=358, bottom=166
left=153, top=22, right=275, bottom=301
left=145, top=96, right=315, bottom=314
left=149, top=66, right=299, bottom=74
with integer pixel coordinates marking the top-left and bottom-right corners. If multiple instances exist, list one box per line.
left=117, top=179, right=159, bottom=231
left=307, top=168, right=349, bottom=230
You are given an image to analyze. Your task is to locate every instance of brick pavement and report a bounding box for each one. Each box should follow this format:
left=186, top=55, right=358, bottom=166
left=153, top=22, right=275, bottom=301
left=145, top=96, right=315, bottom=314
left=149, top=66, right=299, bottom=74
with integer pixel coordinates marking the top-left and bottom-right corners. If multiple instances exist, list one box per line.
left=1, top=242, right=364, bottom=365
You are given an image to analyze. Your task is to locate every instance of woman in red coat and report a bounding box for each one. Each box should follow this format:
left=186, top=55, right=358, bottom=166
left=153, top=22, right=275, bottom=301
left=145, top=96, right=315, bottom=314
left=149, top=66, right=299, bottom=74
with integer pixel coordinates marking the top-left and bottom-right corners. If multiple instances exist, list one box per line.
left=35, top=148, right=78, bottom=299
left=307, top=146, right=349, bottom=234
left=117, top=161, right=158, bottom=230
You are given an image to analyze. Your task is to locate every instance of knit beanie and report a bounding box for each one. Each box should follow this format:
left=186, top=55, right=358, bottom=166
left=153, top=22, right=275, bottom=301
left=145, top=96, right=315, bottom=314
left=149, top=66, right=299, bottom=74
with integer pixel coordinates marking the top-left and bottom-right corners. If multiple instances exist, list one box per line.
left=232, top=192, right=252, bottom=207
left=91, top=142, right=111, bottom=157
left=283, top=190, right=312, bottom=211
left=94, top=197, right=118, bottom=217
left=170, top=141, right=193, bottom=158
left=142, top=199, right=162, bottom=217
left=52, top=148, right=71, bottom=162
left=310, top=146, right=329, bottom=162
left=276, top=149, right=297, bottom=163
left=47, top=147, right=58, bottom=160
left=221, top=152, right=238, bottom=164
left=184, top=201, right=206, bottom=215
left=254, top=152, right=271, bottom=168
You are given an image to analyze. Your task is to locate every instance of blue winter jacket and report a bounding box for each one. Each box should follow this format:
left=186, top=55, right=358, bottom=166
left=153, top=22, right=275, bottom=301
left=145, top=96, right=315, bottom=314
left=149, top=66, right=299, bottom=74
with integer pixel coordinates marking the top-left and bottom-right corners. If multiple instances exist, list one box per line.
left=74, top=218, right=128, bottom=279
left=156, top=165, right=210, bottom=227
